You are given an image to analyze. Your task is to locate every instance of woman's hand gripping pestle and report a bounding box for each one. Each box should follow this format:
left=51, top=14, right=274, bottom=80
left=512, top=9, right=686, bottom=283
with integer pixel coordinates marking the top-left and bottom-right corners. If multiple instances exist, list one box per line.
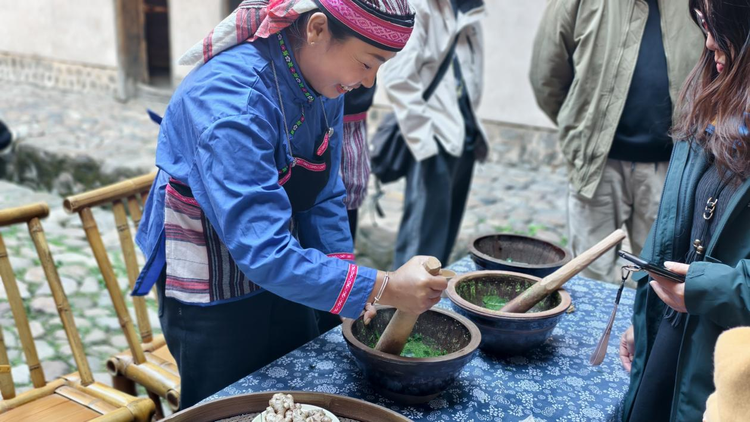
left=374, top=257, right=444, bottom=356
left=499, top=229, right=627, bottom=313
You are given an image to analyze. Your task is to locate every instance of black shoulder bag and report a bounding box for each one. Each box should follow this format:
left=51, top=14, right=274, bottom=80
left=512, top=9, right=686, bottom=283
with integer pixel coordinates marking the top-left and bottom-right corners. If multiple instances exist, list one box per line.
left=370, top=36, right=460, bottom=184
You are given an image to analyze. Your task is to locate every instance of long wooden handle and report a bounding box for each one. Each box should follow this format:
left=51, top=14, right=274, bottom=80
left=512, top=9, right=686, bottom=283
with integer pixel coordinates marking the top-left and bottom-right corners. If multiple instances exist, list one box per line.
left=374, top=257, right=441, bottom=355
left=500, top=229, right=626, bottom=313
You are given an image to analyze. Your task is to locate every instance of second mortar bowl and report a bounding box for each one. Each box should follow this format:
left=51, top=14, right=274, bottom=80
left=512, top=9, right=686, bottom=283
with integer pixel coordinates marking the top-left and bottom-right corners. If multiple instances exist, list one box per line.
left=446, top=271, right=571, bottom=356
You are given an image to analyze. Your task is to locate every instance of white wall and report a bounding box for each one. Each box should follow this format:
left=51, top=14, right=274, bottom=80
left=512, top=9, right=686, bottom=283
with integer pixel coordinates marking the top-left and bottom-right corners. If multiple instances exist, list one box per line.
left=0, top=0, right=118, bottom=67
left=0, top=0, right=554, bottom=129
left=477, top=0, right=552, bottom=128
left=374, top=0, right=554, bottom=129
left=169, top=0, right=225, bottom=82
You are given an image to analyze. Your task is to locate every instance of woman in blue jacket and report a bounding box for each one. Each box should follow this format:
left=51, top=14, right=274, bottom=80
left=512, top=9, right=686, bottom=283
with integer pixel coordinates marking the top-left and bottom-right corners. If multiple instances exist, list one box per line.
left=619, top=0, right=750, bottom=420
left=133, top=0, right=447, bottom=409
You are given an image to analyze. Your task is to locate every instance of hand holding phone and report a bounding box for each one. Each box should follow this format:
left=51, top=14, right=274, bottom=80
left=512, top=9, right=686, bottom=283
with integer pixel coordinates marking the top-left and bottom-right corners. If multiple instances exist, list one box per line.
left=617, top=250, right=686, bottom=283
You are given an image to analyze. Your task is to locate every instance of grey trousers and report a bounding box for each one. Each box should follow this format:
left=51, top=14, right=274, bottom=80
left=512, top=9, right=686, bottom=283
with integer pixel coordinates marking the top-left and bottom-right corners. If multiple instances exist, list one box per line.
left=393, top=145, right=475, bottom=268
left=567, top=159, right=669, bottom=283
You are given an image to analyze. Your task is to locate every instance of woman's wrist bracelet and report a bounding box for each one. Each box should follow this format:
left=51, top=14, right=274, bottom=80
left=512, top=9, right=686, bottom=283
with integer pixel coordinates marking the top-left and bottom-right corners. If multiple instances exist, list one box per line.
left=373, top=271, right=389, bottom=305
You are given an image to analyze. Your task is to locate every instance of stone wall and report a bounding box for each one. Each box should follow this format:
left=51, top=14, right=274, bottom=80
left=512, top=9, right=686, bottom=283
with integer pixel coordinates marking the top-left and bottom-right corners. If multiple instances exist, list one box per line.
left=0, top=53, right=119, bottom=97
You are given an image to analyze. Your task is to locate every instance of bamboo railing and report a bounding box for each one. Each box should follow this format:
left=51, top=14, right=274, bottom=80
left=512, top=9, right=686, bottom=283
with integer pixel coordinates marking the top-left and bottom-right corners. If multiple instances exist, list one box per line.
left=113, top=201, right=152, bottom=344
left=64, top=172, right=181, bottom=414
left=79, top=207, right=147, bottom=365
left=0, top=325, right=14, bottom=399
left=63, top=172, right=156, bottom=214
left=0, top=202, right=156, bottom=421
left=0, top=202, right=49, bottom=227
left=64, top=172, right=157, bottom=352
left=0, top=232, right=47, bottom=391
left=27, top=217, right=94, bottom=386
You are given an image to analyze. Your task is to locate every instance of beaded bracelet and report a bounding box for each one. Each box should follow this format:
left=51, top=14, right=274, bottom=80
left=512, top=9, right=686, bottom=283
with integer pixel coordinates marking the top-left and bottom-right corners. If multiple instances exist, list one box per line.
left=373, top=271, right=390, bottom=305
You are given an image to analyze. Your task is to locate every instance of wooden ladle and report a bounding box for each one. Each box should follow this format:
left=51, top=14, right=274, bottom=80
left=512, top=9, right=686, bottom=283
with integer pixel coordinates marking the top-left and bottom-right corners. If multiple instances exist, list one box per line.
left=374, top=257, right=443, bottom=356
left=499, top=229, right=627, bottom=313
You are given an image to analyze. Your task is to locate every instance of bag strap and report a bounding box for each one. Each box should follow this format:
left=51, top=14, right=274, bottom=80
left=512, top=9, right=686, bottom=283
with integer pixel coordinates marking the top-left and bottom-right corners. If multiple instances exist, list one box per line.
left=422, top=34, right=460, bottom=102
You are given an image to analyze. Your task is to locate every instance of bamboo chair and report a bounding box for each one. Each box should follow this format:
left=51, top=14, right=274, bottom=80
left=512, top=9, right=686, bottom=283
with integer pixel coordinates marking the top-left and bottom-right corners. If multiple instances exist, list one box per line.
left=0, top=203, right=154, bottom=422
left=63, top=172, right=180, bottom=417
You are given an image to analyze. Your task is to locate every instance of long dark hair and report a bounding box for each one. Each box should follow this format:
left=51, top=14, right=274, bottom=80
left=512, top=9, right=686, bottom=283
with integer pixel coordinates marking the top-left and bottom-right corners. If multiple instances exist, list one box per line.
left=672, top=0, right=750, bottom=180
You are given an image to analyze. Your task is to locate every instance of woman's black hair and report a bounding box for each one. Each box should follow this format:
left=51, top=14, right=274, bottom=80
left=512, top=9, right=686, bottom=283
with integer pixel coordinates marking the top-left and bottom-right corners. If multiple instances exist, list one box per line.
left=672, top=0, right=750, bottom=180
left=287, top=10, right=351, bottom=48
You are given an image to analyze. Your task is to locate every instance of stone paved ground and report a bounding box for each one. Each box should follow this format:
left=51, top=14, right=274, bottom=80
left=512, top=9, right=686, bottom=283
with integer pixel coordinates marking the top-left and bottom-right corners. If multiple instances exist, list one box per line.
left=355, top=163, right=569, bottom=270
left=0, top=81, right=574, bottom=398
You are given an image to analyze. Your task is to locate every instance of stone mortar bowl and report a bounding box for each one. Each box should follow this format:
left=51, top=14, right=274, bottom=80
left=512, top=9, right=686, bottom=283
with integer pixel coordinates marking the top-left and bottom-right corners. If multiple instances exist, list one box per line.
left=342, top=306, right=480, bottom=405
left=446, top=271, right=571, bottom=356
left=469, top=233, right=572, bottom=278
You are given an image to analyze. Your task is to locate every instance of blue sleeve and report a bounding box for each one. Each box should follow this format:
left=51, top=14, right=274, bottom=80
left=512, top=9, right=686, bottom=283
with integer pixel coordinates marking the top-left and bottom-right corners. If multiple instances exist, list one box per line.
left=186, top=97, right=376, bottom=318
left=295, top=99, right=354, bottom=258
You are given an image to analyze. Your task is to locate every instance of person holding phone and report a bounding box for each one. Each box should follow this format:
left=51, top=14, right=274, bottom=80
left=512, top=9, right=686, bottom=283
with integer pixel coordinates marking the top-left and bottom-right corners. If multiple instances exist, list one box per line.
left=618, top=251, right=686, bottom=283
left=618, top=1, right=750, bottom=421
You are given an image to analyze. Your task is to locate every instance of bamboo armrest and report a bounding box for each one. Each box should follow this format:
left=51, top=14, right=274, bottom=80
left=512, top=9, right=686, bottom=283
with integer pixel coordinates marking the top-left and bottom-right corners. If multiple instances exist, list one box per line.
left=0, top=203, right=49, bottom=227
left=54, top=385, right=119, bottom=414
left=0, top=391, right=101, bottom=422
left=62, top=374, right=156, bottom=421
left=63, top=172, right=157, bottom=213
left=0, top=379, right=67, bottom=413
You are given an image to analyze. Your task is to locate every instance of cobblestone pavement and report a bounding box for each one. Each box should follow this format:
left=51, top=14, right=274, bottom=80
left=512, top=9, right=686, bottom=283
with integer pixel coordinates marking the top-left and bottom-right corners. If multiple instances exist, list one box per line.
left=0, top=82, right=572, bottom=397
left=355, top=163, right=569, bottom=270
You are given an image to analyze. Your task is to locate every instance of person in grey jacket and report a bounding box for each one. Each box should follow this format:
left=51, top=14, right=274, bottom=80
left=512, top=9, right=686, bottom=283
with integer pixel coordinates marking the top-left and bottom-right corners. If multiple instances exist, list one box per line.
left=380, top=0, right=488, bottom=268
left=530, top=0, right=703, bottom=282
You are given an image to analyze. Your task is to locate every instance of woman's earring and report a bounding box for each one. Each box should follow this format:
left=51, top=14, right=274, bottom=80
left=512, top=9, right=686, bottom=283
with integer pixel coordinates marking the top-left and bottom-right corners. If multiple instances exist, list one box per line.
left=310, top=41, right=316, bottom=46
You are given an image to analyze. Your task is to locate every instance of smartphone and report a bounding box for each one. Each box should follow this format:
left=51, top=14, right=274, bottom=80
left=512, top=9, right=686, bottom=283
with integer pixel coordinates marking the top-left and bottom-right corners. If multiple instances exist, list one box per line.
left=618, top=250, right=686, bottom=283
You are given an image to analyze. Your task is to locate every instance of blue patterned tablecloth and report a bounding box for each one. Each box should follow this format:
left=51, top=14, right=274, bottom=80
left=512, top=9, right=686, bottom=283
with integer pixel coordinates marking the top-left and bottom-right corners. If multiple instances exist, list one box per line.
left=204, top=257, right=635, bottom=421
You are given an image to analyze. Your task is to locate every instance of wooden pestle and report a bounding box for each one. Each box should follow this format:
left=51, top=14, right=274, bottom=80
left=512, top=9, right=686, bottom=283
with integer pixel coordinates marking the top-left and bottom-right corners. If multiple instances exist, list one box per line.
left=499, top=229, right=627, bottom=313
left=374, top=257, right=442, bottom=356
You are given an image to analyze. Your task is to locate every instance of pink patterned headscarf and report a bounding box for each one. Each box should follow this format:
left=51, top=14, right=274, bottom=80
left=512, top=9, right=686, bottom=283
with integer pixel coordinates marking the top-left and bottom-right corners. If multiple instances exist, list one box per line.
left=179, top=0, right=414, bottom=68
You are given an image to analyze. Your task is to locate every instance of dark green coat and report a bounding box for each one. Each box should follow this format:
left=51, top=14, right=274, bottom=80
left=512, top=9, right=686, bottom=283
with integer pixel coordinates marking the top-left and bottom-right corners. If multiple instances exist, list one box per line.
left=622, top=140, right=750, bottom=421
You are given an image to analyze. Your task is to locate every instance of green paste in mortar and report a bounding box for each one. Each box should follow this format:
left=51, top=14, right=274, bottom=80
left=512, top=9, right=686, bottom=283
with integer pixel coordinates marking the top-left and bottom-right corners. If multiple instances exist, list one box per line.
left=368, top=333, right=447, bottom=358
left=456, top=280, right=524, bottom=311
left=482, top=294, right=508, bottom=310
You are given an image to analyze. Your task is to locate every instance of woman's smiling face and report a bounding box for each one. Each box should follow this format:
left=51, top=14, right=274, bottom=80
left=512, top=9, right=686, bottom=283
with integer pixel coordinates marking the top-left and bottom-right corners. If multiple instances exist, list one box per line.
left=295, top=12, right=396, bottom=99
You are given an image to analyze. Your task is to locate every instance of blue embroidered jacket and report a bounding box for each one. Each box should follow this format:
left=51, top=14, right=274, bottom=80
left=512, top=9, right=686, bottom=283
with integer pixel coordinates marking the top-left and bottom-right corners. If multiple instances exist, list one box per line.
left=133, top=31, right=376, bottom=319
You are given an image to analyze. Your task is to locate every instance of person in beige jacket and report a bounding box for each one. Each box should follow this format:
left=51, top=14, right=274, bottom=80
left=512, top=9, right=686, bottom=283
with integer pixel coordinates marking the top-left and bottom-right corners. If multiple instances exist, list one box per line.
left=380, top=0, right=488, bottom=268
left=530, top=0, right=703, bottom=282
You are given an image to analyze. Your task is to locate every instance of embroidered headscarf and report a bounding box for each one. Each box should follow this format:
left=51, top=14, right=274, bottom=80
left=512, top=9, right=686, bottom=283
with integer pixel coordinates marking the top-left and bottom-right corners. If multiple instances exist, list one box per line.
left=179, top=0, right=415, bottom=67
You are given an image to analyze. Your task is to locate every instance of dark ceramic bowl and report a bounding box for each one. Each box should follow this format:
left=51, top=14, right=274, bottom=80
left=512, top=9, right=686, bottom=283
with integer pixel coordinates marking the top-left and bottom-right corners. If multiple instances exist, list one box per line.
left=446, top=271, right=571, bottom=356
left=342, top=306, right=480, bottom=405
left=165, top=391, right=411, bottom=422
left=469, top=233, right=572, bottom=277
